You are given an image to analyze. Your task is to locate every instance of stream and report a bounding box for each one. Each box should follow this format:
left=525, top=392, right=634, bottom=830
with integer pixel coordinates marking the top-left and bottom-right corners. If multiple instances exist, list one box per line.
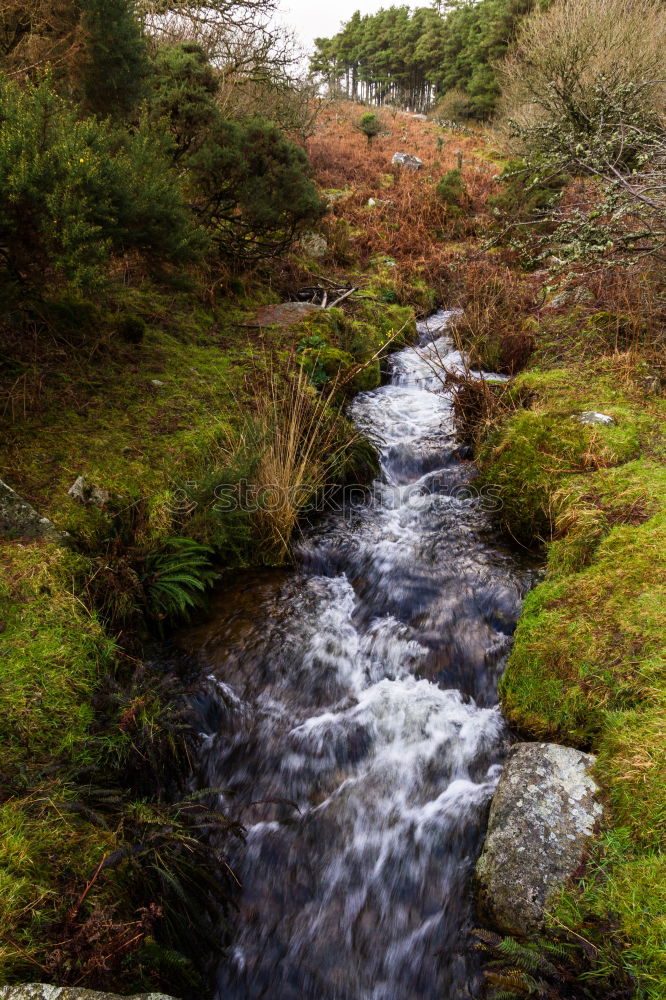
left=178, top=311, right=536, bottom=1000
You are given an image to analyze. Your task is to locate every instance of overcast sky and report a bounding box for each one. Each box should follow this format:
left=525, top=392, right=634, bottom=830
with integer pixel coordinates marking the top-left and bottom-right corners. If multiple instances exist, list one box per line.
left=277, top=1, right=423, bottom=56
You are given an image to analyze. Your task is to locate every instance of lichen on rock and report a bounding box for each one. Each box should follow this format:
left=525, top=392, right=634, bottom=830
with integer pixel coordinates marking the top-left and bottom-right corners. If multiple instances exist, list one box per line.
left=475, top=742, right=604, bottom=935
left=0, top=988, right=176, bottom=1000
left=0, top=478, right=62, bottom=541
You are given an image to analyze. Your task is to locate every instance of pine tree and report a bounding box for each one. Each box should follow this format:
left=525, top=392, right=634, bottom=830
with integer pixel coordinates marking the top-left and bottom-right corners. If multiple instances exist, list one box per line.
left=77, top=0, right=148, bottom=118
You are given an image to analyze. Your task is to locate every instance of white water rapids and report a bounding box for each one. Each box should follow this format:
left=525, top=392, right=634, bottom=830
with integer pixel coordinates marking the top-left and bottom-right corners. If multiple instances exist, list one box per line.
left=182, top=312, right=535, bottom=999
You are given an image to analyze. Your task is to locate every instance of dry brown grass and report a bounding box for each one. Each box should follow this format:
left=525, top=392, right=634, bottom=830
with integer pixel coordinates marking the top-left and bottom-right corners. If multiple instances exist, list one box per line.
left=306, top=103, right=497, bottom=288
left=448, top=258, right=539, bottom=373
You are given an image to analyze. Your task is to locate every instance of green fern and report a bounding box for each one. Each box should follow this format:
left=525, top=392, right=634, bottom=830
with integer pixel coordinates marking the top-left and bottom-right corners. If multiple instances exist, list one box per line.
left=474, top=926, right=608, bottom=1000
left=495, top=937, right=561, bottom=978
left=142, top=537, right=217, bottom=627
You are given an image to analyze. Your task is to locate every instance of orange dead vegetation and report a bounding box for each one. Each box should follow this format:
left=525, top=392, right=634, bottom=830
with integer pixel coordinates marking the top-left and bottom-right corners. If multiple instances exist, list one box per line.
left=306, top=103, right=499, bottom=284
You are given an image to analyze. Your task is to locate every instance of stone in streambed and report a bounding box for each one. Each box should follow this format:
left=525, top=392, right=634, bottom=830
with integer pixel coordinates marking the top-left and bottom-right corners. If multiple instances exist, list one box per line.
left=475, top=742, right=603, bottom=936
left=0, top=988, right=175, bottom=1000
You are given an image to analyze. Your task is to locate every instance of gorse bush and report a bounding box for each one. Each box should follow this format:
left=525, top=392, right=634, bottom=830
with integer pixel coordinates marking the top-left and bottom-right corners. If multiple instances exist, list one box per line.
left=436, top=167, right=467, bottom=217
left=356, top=112, right=381, bottom=146
left=194, top=116, right=326, bottom=261
left=0, top=75, right=202, bottom=289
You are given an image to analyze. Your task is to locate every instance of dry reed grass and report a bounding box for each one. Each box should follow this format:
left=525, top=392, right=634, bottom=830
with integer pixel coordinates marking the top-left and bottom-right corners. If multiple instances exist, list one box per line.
left=215, top=356, right=359, bottom=559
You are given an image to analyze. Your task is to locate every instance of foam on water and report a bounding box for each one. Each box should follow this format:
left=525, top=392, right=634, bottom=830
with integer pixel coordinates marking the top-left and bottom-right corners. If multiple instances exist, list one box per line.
left=185, top=309, right=535, bottom=999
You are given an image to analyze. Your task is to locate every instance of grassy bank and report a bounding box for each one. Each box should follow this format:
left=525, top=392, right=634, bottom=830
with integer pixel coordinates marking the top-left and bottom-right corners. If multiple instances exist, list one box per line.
left=471, top=305, right=666, bottom=994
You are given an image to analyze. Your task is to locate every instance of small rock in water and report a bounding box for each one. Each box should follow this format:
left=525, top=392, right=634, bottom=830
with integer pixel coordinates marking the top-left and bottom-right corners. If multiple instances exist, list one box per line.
left=475, top=742, right=603, bottom=935
left=392, top=152, right=424, bottom=171
left=68, top=475, right=110, bottom=508
left=575, top=411, right=616, bottom=426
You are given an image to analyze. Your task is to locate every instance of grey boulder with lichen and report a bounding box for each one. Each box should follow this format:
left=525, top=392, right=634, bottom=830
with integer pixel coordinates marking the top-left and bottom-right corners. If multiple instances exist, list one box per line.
left=475, top=742, right=604, bottom=935
left=0, top=478, right=62, bottom=541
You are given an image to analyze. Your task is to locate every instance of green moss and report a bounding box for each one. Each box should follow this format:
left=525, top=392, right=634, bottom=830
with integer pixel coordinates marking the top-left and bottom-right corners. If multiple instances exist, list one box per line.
left=548, top=459, right=666, bottom=576
left=475, top=358, right=666, bottom=542
left=0, top=539, right=123, bottom=981
left=478, top=409, right=640, bottom=541
left=502, top=512, right=666, bottom=742
left=0, top=540, right=116, bottom=772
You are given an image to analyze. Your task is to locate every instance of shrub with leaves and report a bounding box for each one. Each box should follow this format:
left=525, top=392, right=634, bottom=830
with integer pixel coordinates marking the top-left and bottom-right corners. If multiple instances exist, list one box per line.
left=141, top=537, right=217, bottom=627
left=149, top=42, right=326, bottom=262
left=0, top=75, right=203, bottom=290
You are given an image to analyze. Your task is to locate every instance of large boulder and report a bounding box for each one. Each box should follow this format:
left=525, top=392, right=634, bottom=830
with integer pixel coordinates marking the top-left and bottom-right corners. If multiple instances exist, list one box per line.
left=0, top=989, right=175, bottom=1000
left=475, top=742, right=603, bottom=935
left=391, top=152, right=423, bottom=171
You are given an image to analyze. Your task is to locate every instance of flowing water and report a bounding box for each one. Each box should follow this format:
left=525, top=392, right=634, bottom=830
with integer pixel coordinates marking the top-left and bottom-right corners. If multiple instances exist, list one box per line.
left=179, top=311, right=536, bottom=1000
